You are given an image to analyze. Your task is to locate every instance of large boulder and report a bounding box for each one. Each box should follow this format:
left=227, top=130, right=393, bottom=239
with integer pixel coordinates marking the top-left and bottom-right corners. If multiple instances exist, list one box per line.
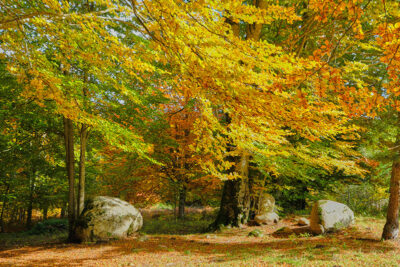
left=257, top=193, right=275, bottom=214
left=75, top=196, right=143, bottom=242
left=254, top=193, right=279, bottom=225
left=310, top=200, right=354, bottom=234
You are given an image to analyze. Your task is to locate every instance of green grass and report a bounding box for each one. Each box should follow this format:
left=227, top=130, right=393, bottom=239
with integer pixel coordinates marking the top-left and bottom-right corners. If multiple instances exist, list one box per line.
left=0, top=219, right=68, bottom=247
left=0, top=230, right=67, bottom=248
left=140, top=212, right=213, bottom=235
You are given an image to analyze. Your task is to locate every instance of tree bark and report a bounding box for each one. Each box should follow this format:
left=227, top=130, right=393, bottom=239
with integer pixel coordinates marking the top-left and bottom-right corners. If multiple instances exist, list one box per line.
left=210, top=0, right=266, bottom=230
left=77, top=124, right=88, bottom=216
left=382, top=159, right=400, bottom=240
left=178, top=184, right=186, bottom=219
left=19, top=208, right=25, bottom=223
left=43, top=205, right=48, bottom=220
left=26, top=203, right=33, bottom=229
left=210, top=154, right=250, bottom=229
left=0, top=183, right=10, bottom=233
left=60, top=202, right=66, bottom=218
left=26, top=170, right=36, bottom=229
left=63, top=117, right=76, bottom=241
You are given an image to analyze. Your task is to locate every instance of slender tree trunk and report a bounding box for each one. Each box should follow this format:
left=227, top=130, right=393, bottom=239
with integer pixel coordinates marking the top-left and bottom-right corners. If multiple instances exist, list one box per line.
left=13, top=206, right=19, bottom=222
left=43, top=205, right=48, bottom=220
left=0, top=184, right=10, bottom=233
left=26, top=170, right=36, bottom=229
left=382, top=159, right=400, bottom=240
left=10, top=205, right=17, bottom=222
left=173, top=184, right=178, bottom=219
left=64, top=117, right=76, bottom=241
left=60, top=202, right=66, bottom=218
left=26, top=203, right=33, bottom=229
left=178, top=184, right=186, bottom=219
left=18, top=208, right=25, bottom=223
left=77, top=124, right=88, bottom=216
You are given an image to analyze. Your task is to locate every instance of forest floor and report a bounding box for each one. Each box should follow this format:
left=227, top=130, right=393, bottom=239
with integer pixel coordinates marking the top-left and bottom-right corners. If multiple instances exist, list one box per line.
left=0, top=209, right=399, bottom=267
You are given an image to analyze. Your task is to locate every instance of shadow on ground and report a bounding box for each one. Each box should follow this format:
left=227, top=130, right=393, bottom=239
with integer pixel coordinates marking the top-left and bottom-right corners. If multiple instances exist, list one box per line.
left=0, top=224, right=397, bottom=266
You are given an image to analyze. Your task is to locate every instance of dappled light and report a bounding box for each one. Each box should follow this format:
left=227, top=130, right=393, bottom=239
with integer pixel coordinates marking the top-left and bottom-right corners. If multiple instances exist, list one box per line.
left=2, top=0, right=400, bottom=265
left=1, top=214, right=399, bottom=266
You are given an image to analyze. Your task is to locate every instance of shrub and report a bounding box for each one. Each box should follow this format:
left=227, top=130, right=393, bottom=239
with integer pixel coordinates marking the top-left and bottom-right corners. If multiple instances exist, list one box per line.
left=27, top=219, right=68, bottom=235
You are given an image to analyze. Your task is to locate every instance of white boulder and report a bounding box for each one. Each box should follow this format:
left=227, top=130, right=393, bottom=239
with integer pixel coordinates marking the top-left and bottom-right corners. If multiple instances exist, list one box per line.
left=254, top=212, right=279, bottom=225
left=257, top=193, right=275, bottom=214
left=75, top=196, right=143, bottom=242
left=310, top=200, right=354, bottom=234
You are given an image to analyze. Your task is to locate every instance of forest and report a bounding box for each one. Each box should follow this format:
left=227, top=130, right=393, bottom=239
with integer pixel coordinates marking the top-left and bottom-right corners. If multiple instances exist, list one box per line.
left=1, top=0, right=400, bottom=266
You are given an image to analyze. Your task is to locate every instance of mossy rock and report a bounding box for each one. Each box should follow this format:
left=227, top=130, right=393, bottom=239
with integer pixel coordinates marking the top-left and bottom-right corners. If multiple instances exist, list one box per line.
left=248, top=229, right=264, bottom=237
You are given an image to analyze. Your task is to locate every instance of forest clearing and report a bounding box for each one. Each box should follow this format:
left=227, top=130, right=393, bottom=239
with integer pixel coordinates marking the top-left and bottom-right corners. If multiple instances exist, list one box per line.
left=1, top=210, right=399, bottom=267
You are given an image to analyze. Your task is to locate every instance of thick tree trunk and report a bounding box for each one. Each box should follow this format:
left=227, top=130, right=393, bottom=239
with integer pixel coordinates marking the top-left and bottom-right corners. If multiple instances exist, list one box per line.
left=210, top=154, right=250, bottom=229
left=63, top=117, right=76, bottom=241
left=178, top=185, right=186, bottom=219
left=77, top=124, right=88, bottom=216
left=382, top=159, right=400, bottom=240
left=210, top=1, right=266, bottom=231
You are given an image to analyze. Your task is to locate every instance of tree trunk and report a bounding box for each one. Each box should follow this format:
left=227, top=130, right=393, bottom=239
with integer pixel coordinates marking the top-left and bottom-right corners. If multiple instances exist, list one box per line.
left=64, top=117, right=76, bottom=241
left=19, top=208, right=25, bottom=223
left=26, top=170, right=36, bottom=229
left=0, top=183, right=10, bottom=233
left=210, top=154, right=250, bottom=229
left=210, top=1, right=266, bottom=231
left=43, top=206, right=48, bottom=221
left=382, top=159, right=400, bottom=240
left=178, top=184, right=186, bottom=219
left=60, top=202, right=66, bottom=218
left=26, top=203, right=33, bottom=229
left=10, top=205, right=17, bottom=222
left=77, top=124, right=88, bottom=216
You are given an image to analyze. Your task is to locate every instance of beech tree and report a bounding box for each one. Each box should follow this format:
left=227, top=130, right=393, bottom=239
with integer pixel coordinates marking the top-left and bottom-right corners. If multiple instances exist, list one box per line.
left=126, top=0, right=366, bottom=228
left=1, top=0, right=161, bottom=240
left=3, top=0, right=400, bottom=241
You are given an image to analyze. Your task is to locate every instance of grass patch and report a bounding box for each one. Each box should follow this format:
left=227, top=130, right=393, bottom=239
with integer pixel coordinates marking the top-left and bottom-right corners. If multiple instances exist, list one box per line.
left=140, top=212, right=213, bottom=235
left=27, top=218, right=68, bottom=235
left=0, top=219, right=68, bottom=248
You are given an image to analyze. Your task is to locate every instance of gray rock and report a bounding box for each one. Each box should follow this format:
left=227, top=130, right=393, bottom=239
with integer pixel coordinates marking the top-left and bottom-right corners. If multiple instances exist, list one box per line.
left=310, top=200, right=354, bottom=234
left=248, top=229, right=264, bottom=237
left=257, top=193, right=275, bottom=214
left=75, top=196, right=143, bottom=242
left=297, top=217, right=310, bottom=226
left=254, top=211, right=279, bottom=225
left=254, top=193, right=278, bottom=225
